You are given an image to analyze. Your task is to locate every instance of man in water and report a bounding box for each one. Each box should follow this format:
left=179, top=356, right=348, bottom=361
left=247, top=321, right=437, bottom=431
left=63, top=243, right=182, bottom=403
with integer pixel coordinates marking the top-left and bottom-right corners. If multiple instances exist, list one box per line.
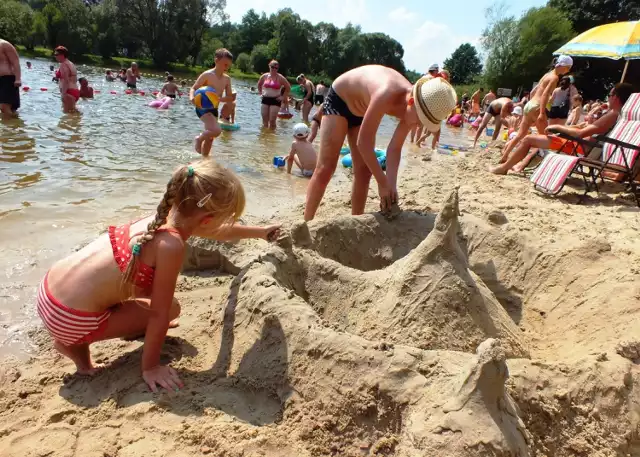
left=304, top=65, right=457, bottom=221
left=54, top=46, right=79, bottom=113
left=126, top=62, right=141, bottom=89
left=0, top=39, right=21, bottom=117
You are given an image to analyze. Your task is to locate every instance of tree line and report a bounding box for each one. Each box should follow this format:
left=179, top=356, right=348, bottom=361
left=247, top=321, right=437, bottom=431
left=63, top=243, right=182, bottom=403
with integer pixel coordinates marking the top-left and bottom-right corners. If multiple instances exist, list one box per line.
left=0, top=0, right=409, bottom=81
left=0, top=0, right=636, bottom=97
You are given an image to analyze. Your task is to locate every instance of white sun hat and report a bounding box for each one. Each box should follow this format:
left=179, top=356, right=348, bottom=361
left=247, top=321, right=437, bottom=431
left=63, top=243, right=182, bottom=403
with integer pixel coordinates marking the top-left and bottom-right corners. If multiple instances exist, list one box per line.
left=412, top=77, right=458, bottom=132
left=513, top=106, right=523, bottom=116
left=428, top=63, right=439, bottom=72
left=293, top=123, right=310, bottom=138
left=555, top=55, right=573, bottom=68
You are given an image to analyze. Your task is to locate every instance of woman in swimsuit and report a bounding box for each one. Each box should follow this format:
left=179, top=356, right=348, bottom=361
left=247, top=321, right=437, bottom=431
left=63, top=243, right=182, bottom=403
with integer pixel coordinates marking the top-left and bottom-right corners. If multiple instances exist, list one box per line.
left=36, top=160, right=280, bottom=391
left=473, top=97, right=514, bottom=146
left=500, top=55, right=573, bottom=163
left=257, top=60, right=291, bottom=129
left=297, top=74, right=315, bottom=123
left=54, top=46, right=79, bottom=113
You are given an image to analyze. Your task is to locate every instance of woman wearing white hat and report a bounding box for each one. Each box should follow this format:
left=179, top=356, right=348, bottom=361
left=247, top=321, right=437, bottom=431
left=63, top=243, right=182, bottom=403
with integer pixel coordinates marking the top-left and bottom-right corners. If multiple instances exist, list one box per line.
left=499, top=55, right=573, bottom=162
left=304, top=65, right=457, bottom=221
left=472, top=97, right=515, bottom=146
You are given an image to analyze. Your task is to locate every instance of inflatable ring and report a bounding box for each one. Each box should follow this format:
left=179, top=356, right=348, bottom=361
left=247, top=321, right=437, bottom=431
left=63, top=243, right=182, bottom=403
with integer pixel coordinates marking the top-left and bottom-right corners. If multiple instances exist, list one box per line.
left=342, top=152, right=387, bottom=169
left=221, top=123, right=240, bottom=131
left=277, top=112, right=293, bottom=119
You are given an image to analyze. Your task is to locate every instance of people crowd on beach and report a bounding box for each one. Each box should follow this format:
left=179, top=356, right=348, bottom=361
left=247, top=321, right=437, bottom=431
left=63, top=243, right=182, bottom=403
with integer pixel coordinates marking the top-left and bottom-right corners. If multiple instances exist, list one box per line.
left=2, top=36, right=637, bottom=392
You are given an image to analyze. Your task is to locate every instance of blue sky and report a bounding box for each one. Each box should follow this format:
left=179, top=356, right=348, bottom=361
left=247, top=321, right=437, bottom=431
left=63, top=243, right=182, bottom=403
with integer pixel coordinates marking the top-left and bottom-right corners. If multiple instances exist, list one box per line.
left=226, top=0, right=547, bottom=72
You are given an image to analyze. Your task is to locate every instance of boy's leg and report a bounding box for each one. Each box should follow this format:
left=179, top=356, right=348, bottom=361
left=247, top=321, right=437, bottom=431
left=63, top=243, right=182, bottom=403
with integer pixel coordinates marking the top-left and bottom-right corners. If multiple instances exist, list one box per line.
left=200, top=112, right=222, bottom=156
left=492, top=115, right=502, bottom=141
left=304, top=115, right=348, bottom=221
left=474, top=114, right=492, bottom=146
left=490, top=135, right=550, bottom=175
left=500, top=113, right=534, bottom=162
left=432, top=129, right=441, bottom=149
left=347, top=126, right=373, bottom=215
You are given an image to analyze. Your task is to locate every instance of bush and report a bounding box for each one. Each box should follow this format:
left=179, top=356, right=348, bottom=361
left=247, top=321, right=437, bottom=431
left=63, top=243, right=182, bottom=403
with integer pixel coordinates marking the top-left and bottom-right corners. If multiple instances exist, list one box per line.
left=235, top=52, right=251, bottom=73
left=250, top=44, right=272, bottom=75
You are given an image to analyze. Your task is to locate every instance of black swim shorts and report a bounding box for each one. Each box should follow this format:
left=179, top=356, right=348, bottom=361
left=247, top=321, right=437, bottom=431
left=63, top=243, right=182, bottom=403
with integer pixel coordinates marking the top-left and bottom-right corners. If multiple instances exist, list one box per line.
left=322, top=87, right=363, bottom=128
left=0, top=75, right=20, bottom=112
left=127, top=82, right=137, bottom=89
left=261, top=96, right=281, bottom=107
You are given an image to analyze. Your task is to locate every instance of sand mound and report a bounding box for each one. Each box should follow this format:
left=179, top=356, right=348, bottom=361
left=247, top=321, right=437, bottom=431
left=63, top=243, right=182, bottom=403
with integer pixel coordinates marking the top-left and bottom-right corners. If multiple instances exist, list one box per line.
left=271, top=189, right=528, bottom=357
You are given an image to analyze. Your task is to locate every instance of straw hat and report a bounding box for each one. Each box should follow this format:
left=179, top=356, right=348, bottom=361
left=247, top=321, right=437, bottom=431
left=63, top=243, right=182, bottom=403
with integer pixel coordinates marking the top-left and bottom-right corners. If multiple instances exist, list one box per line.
left=412, top=76, right=458, bottom=132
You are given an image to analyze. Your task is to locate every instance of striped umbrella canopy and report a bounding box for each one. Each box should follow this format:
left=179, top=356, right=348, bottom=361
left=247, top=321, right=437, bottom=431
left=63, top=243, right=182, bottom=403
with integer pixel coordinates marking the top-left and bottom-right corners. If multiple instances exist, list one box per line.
left=554, top=21, right=640, bottom=81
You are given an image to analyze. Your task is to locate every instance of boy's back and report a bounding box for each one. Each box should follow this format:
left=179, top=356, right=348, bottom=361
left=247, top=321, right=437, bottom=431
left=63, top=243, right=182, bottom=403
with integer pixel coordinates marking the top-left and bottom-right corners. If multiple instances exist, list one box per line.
left=292, top=140, right=317, bottom=171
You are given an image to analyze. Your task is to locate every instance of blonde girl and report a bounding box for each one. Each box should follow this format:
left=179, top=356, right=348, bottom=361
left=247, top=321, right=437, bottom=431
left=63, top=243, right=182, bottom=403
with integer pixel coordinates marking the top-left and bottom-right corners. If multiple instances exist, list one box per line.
left=37, top=160, right=279, bottom=392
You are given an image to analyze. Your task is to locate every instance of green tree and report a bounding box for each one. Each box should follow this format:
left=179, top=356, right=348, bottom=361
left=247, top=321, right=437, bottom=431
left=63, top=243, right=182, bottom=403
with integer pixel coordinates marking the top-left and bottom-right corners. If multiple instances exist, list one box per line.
left=443, top=43, right=483, bottom=84
left=198, top=36, right=224, bottom=66
left=250, top=44, right=273, bottom=73
left=235, top=52, right=251, bottom=73
left=360, top=33, right=406, bottom=74
left=0, top=0, right=35, bottom=45
left=547, top=0, right=639, bottom=34
left=93, top=0, right=119, bottom=58
left=481, top=7, right=520, bottom=91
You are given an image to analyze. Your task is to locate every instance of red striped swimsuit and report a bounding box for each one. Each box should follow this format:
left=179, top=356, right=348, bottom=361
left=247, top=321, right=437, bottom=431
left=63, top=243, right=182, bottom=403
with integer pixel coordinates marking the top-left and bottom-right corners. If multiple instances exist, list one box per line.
left=37, top=221, right=183, bottom=346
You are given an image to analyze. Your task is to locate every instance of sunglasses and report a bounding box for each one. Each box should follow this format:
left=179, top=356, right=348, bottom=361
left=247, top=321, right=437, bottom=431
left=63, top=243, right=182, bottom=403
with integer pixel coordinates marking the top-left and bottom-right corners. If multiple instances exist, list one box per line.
left=270, top=65, right=279, bottom=69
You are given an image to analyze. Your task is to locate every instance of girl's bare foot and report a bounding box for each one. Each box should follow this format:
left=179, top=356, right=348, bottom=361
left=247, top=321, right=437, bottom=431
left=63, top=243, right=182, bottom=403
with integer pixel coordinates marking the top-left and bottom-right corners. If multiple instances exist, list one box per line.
left=194, top=136, right=202, bottom=154
left=53, top=341, right=101, bottom=375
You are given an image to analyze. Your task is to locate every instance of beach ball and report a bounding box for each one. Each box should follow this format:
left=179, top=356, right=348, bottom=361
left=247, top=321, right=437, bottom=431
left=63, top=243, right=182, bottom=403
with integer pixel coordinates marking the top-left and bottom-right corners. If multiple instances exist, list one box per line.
left=193, top=86, right=219, bottom=110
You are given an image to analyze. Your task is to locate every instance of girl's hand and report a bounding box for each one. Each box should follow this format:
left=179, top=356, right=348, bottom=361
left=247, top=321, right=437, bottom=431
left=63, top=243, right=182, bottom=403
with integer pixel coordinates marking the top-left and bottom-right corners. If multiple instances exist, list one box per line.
left=263, top=225, right=281, bottom=242
left=143, top=365, right=184, bottom=393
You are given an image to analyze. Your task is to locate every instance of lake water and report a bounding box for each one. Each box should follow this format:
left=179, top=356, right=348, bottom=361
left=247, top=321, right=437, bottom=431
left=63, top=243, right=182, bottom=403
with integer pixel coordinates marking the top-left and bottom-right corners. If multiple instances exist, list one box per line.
left=0, top=57, right=471, bottom=357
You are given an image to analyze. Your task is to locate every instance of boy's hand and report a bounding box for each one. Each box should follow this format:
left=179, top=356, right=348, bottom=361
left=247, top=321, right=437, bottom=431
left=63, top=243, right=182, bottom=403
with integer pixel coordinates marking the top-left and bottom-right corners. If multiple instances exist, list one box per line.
left=377, top=181, right=398, bottom=212
left=263, top=225, right=281, bottom=242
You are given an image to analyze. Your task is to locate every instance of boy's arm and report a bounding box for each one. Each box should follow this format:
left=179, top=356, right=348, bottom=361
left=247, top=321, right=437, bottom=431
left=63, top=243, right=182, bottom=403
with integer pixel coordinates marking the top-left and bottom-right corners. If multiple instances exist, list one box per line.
left=193, top=222, right=280, bottom=241
left=385, top=119, right=411, bottom=190
left=219, top=76, right=234, bottom=103
left=287, top=144, right=295, bottom=174
left=189, top=73, right=208, bottom=102
left=357, top=92, right=390, bottom=188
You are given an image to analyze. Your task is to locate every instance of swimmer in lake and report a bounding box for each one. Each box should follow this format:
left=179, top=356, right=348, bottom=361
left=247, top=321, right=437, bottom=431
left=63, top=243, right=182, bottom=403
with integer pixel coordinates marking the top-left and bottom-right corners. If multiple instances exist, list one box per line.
left=288, top=123, right=318, bottom=177
left=54, top=46, right=80, bottom=113
left=106, top=70, right=116, bottom=82
left=190, top=48, right=235, bottom=156
left=499, top=55, right=573, bottom=163
left=305, top=66, right=457, bottom=221
left=161, top=75, right=179, bottom=99
left=78, top=77, right=94, bottom=99
left=257, top=60, right=291, bottom=129
left=126, top=62, right=141, bottom=89
left=297, top=74, right=315, bottom=123
left=0, top=39, right=21, bottom=117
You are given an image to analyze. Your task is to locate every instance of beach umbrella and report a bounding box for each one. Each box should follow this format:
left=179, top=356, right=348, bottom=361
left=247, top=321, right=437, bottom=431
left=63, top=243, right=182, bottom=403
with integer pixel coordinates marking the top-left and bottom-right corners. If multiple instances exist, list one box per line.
left=554, top=21, right=640, bottom=82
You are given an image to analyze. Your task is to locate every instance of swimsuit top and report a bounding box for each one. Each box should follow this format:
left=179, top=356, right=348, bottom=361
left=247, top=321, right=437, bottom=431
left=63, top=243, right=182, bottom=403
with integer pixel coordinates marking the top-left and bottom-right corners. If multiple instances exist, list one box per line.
left=263, top=76, right=281, bottom=90
left=108, top=222, right=185, bottom=289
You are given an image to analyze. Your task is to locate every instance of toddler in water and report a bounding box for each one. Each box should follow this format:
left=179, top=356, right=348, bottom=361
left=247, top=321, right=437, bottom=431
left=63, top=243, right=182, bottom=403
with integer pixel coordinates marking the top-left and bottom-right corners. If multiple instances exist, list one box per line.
left=78, top=78, right=94, bottom=98
left=287, top=123, right=317, bottom=177
left=219, top=91, right=237, bottom=124
left=190, top=48, right=235, bottom=156
left=37, top=160, right=279, bottom=392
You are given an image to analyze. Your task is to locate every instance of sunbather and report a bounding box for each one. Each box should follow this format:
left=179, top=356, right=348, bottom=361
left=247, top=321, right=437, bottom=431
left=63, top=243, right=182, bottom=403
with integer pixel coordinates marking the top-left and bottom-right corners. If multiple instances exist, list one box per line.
left=489, top=83, right=633, bottom=175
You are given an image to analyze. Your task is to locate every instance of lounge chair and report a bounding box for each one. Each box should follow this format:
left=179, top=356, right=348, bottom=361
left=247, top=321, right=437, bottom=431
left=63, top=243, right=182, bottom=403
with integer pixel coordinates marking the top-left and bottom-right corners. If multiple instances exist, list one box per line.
left=530, top=93, right=640, bottom=206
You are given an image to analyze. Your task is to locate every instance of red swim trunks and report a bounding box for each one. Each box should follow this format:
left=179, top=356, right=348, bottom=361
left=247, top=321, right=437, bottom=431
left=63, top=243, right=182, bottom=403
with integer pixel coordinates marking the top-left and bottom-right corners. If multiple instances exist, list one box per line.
left=66, top=88, right=81, bottom=102
left=549, top=135, right=584, bottom=156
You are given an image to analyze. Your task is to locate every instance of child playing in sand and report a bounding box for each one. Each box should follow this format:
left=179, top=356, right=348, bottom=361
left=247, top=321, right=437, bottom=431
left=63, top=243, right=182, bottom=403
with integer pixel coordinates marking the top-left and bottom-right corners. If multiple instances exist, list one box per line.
left=189, top=48, right=234, bottom=156
left=305, top=66, right=457, bottom=220
left=219, top=91, right=237, bottom=124
left=287, top=123, right=317, bottom=177
left=161, top=75, right=179, bottom=99
left=36, top=160, right=280, bottom=392
left=499, top=55, right=573, bottom=163
left=78, top=77, right=94, bottom=98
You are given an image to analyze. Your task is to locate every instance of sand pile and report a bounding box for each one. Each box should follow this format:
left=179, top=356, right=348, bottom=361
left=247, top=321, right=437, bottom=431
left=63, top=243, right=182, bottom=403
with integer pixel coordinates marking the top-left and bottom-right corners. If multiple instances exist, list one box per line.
left=1, top=147, right=640, bottom=456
